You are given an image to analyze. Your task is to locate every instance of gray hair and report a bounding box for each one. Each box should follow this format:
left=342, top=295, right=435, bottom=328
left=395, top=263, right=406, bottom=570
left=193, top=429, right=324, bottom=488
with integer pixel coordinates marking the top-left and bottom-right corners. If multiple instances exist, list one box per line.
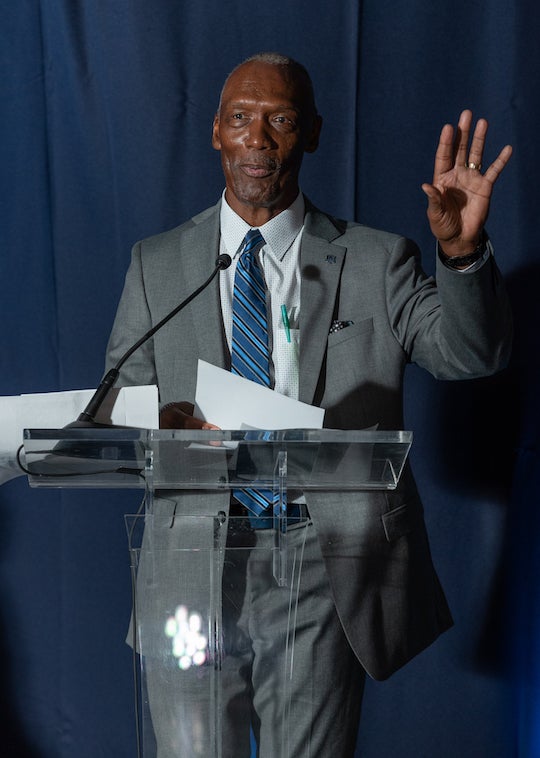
left=218, top=52, right=318, bottom=118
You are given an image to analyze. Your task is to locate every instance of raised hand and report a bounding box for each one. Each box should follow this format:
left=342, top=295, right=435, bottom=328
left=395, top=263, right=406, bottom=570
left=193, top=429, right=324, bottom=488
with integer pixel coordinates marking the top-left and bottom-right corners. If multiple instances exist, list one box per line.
left=422, top=110, right=512, bottom=257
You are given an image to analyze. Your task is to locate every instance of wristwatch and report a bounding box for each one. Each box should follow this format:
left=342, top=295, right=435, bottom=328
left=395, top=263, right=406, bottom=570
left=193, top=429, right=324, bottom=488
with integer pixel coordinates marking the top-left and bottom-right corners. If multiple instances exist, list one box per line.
left=438, top=231, right=489, bottom=269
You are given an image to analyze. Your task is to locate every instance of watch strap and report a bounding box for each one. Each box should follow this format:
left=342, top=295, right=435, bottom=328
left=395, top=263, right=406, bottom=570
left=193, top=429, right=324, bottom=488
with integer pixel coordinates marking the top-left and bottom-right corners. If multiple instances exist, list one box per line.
left=438, top=231, right=489, bottom=269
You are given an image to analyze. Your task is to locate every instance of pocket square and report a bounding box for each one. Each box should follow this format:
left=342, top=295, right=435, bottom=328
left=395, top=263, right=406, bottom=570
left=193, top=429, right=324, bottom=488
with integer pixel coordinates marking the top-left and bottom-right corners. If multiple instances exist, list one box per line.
left=329, top=320, right=354, bottom=335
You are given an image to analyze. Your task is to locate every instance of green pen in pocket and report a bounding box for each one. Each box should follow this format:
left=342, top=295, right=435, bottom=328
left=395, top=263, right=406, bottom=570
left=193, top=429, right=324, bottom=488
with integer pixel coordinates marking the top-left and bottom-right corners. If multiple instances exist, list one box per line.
left=280, top=304, right=291, bottom=343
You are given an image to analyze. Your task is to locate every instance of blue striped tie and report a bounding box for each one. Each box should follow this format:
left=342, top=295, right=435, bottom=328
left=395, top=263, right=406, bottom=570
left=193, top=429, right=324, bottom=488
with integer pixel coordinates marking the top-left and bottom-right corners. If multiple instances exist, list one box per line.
left=231, top=229, right=276, bottom=519
left=231, top=229, right=270, bottom=386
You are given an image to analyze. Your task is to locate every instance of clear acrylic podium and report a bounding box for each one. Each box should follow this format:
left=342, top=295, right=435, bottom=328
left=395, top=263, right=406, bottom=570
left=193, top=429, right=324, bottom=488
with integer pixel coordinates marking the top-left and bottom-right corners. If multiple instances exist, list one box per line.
left=23, top=428, right=412, bottom=758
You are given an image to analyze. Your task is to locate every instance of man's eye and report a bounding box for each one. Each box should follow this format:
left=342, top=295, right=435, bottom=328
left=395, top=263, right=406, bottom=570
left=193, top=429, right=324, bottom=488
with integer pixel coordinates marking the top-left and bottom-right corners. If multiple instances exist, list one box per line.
left=228, top=113, right=248, bottom=127
left=273, top=116, right=296, bottom=127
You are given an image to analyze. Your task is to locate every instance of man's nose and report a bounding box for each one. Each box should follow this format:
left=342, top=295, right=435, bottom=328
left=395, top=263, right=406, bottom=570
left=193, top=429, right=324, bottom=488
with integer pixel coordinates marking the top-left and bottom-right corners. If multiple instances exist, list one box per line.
left=245, top=118, right=275, bottom=149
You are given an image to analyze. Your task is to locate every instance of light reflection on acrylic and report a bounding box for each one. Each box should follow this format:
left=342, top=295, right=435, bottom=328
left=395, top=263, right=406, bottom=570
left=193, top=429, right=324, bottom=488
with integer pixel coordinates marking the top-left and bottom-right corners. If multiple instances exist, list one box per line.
left=164, top=604, right=208, bottom=669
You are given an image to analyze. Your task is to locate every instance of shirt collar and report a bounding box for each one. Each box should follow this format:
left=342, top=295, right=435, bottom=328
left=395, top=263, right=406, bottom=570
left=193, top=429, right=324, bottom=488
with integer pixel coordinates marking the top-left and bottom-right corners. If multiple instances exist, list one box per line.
left=219, top=191, right=305, bottom=262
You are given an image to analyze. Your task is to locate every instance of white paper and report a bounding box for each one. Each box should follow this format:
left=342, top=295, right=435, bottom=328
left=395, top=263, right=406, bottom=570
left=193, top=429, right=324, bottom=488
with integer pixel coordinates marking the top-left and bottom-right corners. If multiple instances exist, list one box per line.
left=194, top=360, right=324, bottom=430
left=0, top=385, right=159, bottom=485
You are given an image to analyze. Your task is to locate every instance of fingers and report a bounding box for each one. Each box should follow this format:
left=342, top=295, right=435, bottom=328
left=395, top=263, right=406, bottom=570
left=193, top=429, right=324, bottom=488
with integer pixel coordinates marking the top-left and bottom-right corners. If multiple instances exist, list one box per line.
left=432, top=123, right=455, bottom=179
left=433, top=109, right=512, bottom=182
left=465, top=115, right=488, bottom=169
left=181, top=414, right=220, bottom=431
left=432, top=111, right=476, bottom=178
left=159, top=401, right=221, bottom=431
left=431, top=110, right=473, bottom=179
left=454, top=109, right=475, bottom=168
left=450, top=110, right=488, bottom=172
left=202, top=420, right=223, bottom=446
left=461, top=113, right=513, bottom=184
left=483, top=143, right=513, bottom=185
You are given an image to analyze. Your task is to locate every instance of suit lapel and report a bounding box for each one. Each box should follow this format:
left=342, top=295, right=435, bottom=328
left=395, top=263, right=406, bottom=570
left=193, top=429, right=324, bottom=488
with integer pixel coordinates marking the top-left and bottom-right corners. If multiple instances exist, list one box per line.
left=165, top=201, right=346, bottom=405
left=299, top=208, right=346, bottom=405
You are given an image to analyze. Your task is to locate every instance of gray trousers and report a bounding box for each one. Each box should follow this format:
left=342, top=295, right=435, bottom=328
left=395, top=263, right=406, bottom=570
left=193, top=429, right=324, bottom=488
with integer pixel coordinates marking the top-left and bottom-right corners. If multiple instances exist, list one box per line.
left=144, top=520, right=365, bottom=757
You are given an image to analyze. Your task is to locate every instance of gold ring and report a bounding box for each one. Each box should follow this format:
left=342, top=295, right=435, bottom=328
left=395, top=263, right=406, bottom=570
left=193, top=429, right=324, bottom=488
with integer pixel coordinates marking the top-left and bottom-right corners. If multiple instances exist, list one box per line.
left=467, top=161, right=482, bottom=171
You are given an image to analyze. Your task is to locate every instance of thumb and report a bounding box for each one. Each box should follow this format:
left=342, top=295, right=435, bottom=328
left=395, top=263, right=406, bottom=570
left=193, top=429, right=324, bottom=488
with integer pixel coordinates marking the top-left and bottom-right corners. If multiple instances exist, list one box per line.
left=421, top=183, right=446, bottom=224
left=421, top=182, right=442, bottom=206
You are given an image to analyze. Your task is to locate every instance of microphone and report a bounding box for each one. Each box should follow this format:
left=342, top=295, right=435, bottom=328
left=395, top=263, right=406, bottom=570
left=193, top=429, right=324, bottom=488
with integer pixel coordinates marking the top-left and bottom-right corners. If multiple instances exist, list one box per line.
left=67, top=254, right=232, bottom=428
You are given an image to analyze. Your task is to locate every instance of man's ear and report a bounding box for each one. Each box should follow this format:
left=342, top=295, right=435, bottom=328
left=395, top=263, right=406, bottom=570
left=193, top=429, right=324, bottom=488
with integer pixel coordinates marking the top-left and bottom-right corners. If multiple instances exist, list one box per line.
left=211, top=113, right=221, bottom=150
left=305, top=114, right=323, bottom=154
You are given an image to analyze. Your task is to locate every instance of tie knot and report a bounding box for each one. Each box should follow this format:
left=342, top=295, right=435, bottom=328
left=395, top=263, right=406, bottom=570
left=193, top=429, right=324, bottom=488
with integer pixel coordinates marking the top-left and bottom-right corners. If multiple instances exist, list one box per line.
left=243, top=229, right=265, bottom=254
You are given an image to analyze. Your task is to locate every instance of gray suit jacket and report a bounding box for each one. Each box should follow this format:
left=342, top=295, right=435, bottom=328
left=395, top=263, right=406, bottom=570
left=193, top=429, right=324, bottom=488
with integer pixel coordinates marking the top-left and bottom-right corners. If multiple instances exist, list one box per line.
left=106, top=198, right=512, bottom=680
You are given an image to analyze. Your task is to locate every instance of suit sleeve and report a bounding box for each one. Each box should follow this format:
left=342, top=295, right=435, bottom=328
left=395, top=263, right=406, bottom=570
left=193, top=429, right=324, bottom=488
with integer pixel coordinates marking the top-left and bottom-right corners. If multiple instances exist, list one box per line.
left=105, top=241, right=158, bottom=388
left=384, top=236, right=512, bottom=380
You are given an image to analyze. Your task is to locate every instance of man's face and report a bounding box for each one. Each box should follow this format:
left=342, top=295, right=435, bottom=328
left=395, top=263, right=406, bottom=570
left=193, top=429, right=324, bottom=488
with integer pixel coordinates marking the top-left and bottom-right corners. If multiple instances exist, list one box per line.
left=212, top=61, right=321, bottom=225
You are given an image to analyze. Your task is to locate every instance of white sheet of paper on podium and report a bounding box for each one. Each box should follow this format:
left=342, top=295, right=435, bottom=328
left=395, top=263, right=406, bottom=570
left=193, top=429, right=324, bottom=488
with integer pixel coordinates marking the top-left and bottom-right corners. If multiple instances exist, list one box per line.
left=0, top=385, right=159, bottom=485
left=194, top=360, right=324, bottom=430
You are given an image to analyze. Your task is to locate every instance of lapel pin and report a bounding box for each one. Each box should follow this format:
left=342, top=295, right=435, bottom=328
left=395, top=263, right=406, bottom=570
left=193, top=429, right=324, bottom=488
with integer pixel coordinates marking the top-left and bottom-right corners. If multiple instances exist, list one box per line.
left=326, top=255, right=337, bottom=264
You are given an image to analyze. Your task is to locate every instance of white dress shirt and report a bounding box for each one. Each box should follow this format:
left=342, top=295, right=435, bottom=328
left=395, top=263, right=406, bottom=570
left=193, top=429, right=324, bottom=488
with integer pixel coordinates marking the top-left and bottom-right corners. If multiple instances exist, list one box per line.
left=219, top=192, right=305, bottom=399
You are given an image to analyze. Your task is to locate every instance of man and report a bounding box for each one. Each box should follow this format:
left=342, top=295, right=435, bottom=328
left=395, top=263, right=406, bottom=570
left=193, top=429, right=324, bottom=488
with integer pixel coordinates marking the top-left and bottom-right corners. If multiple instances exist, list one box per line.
left=106, top=53, right=512, bottom=756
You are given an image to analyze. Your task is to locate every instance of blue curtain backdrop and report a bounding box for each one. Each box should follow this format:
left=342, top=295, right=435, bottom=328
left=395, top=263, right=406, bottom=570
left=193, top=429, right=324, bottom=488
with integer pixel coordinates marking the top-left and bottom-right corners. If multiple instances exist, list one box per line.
left=1, top=1, right=538, bottom=755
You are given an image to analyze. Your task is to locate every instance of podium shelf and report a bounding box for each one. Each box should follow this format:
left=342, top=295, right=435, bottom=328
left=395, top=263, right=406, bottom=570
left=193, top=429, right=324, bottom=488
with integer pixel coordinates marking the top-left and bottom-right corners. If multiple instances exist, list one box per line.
left=23, top=428, right=412, bottom=491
